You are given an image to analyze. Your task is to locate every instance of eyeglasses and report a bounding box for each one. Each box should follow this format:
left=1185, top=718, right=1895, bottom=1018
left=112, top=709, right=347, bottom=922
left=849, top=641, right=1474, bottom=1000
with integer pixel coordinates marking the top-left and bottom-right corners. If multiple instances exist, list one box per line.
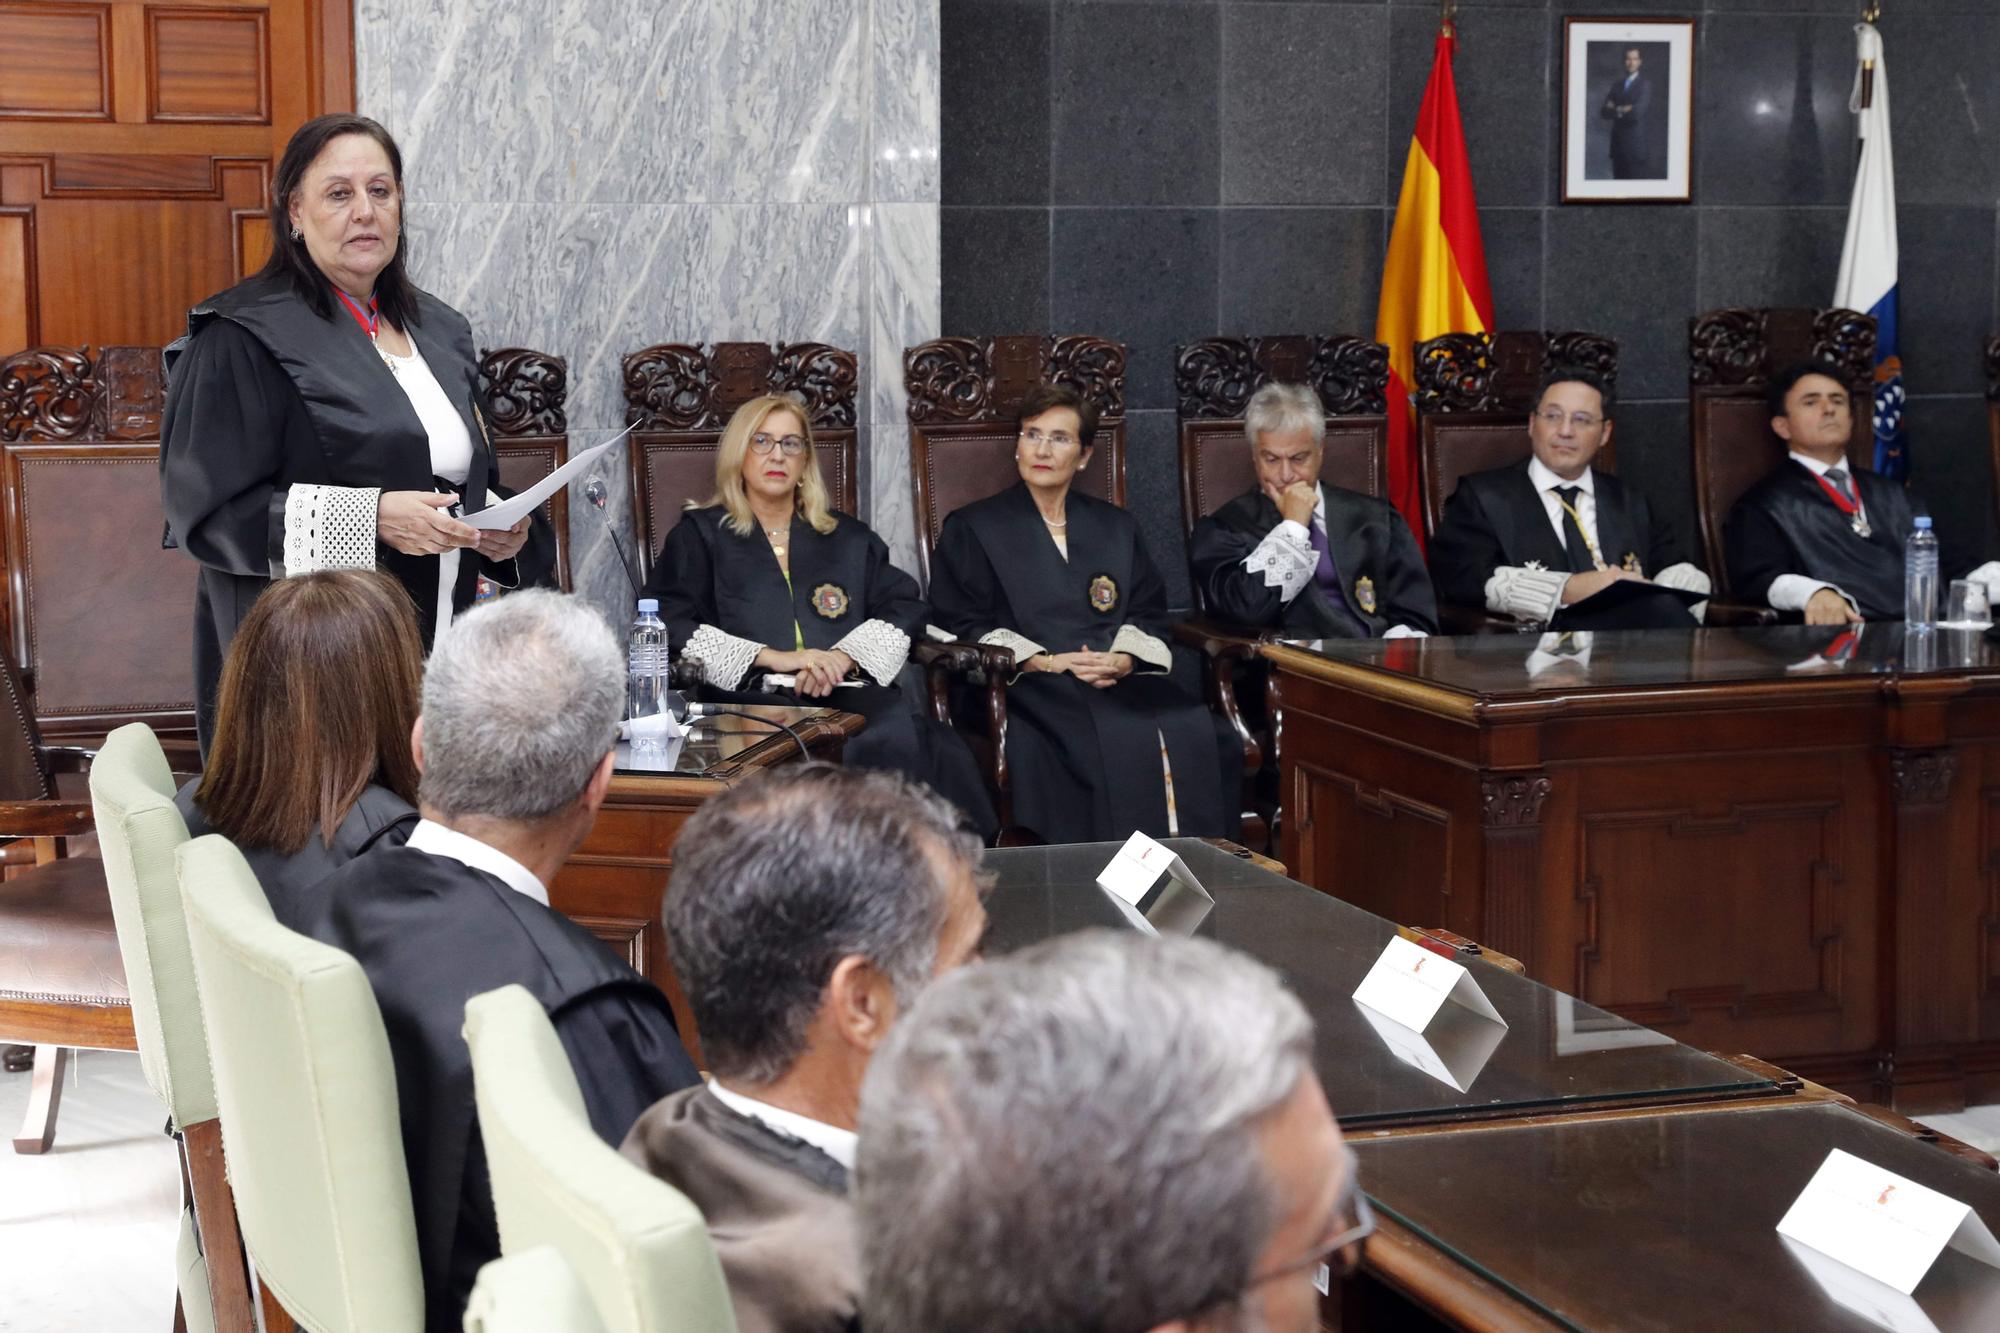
left=1534, top=408, right=1604, bottom=431
left=1196, top=1149, right=1377, bottom=1318
left=1019, top=427, right=1079, bottom=450
left=750, top=432, right=808, bottom=456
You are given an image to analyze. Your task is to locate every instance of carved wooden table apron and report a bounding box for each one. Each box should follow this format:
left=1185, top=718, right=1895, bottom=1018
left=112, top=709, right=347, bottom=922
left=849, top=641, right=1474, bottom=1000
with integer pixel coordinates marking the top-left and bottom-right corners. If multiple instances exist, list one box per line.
left=1264, top=625, right=2000, bottom=1113
left=550, top=705, right=860, bottom=1064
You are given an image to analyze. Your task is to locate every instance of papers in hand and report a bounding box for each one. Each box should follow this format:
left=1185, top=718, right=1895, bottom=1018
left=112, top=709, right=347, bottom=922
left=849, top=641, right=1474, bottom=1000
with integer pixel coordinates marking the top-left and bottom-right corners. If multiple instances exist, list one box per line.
left=464, top=427, right=631, bottom=531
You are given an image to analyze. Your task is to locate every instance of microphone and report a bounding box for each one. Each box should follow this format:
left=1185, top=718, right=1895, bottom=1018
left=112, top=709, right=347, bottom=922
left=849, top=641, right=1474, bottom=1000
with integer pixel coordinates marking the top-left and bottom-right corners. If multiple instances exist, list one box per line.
left=583, top=474, right=642, bottom=600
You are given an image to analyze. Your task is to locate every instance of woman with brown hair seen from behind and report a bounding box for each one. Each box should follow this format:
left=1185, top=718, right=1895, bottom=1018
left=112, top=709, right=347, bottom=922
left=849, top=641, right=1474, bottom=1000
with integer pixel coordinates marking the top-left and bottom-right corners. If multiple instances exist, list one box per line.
left=176, top=569, right=423, bottom=929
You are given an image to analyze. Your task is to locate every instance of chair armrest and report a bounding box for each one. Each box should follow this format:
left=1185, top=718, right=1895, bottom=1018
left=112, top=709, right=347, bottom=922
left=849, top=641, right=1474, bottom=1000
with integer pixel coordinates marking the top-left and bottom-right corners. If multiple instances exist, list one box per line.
left=1438, top=602, right=1537, bottom=635
left=1703, top=599, right=1781, bottom=628
left=913, top=639, right=1014, bottom=811
left=1173, top=617, right=1265, bottom=776
left=39, top=745, right=97, bottom=775
left=0, top=798, right=94, bottom=838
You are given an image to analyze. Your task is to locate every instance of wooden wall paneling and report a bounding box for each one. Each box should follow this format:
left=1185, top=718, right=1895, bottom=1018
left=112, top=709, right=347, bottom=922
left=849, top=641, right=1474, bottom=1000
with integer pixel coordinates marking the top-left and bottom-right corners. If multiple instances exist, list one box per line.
left=0, top=3, right=113, bottom=120
left=148, top=6, right=271, bottom=124
left=0, top=0, right=347, bottom=355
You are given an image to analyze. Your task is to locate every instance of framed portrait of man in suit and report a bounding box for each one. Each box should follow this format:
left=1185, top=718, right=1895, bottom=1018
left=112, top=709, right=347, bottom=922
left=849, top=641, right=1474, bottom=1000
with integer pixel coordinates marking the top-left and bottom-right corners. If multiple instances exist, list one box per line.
left=1562, top=18, right=1695, bottom=203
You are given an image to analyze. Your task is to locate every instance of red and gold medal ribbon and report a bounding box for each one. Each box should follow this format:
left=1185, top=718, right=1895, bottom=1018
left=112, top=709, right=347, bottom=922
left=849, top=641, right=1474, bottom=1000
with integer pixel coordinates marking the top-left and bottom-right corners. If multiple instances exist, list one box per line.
left=332, top=287, right=380, bottom=341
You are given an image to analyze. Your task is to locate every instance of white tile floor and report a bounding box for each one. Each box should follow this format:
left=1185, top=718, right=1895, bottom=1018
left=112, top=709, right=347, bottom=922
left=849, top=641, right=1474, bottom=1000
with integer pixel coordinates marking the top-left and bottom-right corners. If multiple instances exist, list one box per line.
left=0, top=1051, right=180, bottom=1333
left=9, top=1051, right=2000, bottom=1333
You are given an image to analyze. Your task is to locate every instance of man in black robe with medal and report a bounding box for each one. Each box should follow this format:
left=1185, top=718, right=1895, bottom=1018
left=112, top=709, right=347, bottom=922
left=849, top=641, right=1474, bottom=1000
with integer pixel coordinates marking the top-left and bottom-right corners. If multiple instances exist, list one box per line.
left=1189, top=382, right=1437, bottom=639
left=1726, top=364, right=2000, bottom=623
left=308, top=590, right=699, bottom=1330
left=1429, top=365, right=1709, bottom=631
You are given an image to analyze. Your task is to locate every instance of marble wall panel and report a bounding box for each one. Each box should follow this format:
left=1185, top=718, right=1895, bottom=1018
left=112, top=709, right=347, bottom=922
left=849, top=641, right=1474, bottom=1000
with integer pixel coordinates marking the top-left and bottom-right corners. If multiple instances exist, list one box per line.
left=360, top=0, right=939, bottom=617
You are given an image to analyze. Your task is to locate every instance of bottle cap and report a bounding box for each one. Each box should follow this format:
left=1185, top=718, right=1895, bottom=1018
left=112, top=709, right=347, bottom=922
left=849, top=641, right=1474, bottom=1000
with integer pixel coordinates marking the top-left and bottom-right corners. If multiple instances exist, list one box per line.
left=637, top=598, right=660, bottom=613
left=1914, top=516, right=1933, bottom=530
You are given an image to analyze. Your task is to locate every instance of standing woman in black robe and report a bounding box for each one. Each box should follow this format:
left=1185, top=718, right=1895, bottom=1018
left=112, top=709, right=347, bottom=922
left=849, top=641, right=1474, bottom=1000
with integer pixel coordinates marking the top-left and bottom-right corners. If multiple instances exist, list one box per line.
left=639, top=394, right=997, bottom=838
left=160, top=114, right=554, bottom=749
left=927, top=384, right=1238, bottom=844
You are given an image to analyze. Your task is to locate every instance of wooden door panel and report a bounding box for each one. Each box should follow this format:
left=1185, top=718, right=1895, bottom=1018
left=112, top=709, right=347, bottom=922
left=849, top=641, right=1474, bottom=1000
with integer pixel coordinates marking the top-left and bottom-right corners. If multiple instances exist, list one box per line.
left=0, top=0, right=347, bottom=353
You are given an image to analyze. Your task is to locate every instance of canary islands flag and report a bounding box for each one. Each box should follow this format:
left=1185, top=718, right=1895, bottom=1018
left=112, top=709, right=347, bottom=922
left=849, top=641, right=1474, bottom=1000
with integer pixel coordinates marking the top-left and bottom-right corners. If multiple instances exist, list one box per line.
left=1833, top=21, right=1903, bottom=478
left=1375, top=21, right=1495, bottom=551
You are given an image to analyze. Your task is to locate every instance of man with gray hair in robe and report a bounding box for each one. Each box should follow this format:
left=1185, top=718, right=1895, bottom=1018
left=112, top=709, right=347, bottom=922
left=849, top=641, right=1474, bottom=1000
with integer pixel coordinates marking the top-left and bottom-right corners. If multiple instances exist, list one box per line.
left=310, top=589, right=699, bottom=1330
left=856, top=930, right=1369, bottom=1333
left=1188, top=381, right=1437, bottom=639
left=622, top=764, right=989, bottom=1333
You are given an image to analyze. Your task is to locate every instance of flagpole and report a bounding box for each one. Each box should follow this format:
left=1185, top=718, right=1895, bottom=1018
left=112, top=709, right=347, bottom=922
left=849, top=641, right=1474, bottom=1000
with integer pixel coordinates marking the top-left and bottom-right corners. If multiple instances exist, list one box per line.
left=1859, top=3, right=1880, bottom=110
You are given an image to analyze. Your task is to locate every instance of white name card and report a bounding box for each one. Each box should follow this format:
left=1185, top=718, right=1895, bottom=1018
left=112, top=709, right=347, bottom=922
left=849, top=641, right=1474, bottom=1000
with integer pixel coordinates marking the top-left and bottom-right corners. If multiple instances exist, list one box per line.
left=1351, top=935, right=1504, bottom=1034
left=1095, top=831, right=1184, bottom=907
left=1776, top=1149, right=2000, bottom=1296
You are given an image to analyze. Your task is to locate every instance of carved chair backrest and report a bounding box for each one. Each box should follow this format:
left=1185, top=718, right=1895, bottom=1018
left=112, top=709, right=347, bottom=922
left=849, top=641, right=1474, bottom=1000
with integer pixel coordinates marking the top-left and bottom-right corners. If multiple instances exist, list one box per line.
left=1, top=345, right=198, bottom=747
left=1986, top=335, right=2000, bottom=532
left=905, top=335, right=1127, bottom=584
left=1173, top=336, right=1391, bottom=541
left=622, top=343, right=859, bottom=579
left=478, top=348, right=572, bottom=591
left=1414, top=330, right=1620, bottom=539
left=1688, top=308, right=1876, bottom=599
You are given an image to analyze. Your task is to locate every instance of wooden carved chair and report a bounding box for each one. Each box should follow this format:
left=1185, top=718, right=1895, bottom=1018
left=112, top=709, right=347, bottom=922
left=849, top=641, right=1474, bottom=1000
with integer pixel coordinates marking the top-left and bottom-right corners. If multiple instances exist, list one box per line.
left=1985, top=335, right=1999, bottom=532
left=0, top=346, right=200, bottom=756
left=622, top=341, right=859, bottom=581
left=1414, top=330, right=1620, bottom=632
left=1688, top=307, right=1876, bottom=614
left=905, top=334, right=1127, bottom=835
left=479, top=347, right=573, bottom=590
left=1173, top=334, right=1391, bottom=845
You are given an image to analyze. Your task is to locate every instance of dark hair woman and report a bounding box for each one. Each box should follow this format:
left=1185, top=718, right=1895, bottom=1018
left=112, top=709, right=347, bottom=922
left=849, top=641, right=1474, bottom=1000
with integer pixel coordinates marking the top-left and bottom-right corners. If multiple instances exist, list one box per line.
left=175, top=569, right=424, bottom=928
left=926, top=383, right=1240, bottom=844
left=160, top=113, right=556, bottom=751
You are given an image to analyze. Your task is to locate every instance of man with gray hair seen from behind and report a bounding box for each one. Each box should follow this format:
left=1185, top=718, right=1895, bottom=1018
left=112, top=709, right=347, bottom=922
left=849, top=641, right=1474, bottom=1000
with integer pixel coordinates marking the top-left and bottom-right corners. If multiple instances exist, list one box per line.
left=1189, top=381, right=1437, bottom=639
left=857, top=930, right=1368, bottom=1333
left=622, top=763, right=988, bottom=1333
left=310, top=589, right=700, bottom=1331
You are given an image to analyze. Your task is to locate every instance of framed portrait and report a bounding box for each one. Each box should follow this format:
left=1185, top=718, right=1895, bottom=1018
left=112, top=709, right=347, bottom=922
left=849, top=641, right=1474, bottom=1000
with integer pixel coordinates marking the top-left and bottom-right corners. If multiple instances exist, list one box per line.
left=1561, top=18, right=1695, bottom=203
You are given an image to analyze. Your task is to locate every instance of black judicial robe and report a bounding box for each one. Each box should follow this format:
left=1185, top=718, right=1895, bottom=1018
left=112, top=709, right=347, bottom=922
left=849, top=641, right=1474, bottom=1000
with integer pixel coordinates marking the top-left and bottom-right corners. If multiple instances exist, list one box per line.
left=1725, top=460, right=1941, bottom=620
left=174, top=779, right=415, bottom=931
left=1189, top=486, right=1438, bottom=638
left=160, top=273, right=557, bottom=745
left=308, top=846, right=699, bottom=1331
left=640, top=505, right=996, bottom=837
left=928, top=483, right=1238, bottom=844
left=1429, top=462, right=1698, bottom=631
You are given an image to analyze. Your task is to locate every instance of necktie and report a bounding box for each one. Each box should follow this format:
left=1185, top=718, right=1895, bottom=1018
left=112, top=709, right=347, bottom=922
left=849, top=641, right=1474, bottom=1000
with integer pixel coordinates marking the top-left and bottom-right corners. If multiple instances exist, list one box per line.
left=1554, top=485, right=1596, bottom=574
left=1306, top=520, right=1355, bottom=619
left=1824, top=466, right=1856, bottom=503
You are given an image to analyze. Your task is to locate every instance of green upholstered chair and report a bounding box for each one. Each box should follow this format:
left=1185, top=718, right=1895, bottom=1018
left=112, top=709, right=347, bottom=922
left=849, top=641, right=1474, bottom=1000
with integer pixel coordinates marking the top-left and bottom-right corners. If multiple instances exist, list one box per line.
left=462, top=1246, right=609, bottom=1333
left=89, top=722, right=252, bottom=1330
left=178, top=833, right=424, bottom=1332
left=462, top=984, right=737, bottom=1333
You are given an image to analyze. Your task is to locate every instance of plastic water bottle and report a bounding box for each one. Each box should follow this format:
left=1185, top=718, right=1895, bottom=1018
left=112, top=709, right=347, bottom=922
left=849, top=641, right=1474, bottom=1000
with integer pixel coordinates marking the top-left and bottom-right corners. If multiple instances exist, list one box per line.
left=1905, top=516, right=1939, bottom=631
left=627, top=599, right=677, bottom=752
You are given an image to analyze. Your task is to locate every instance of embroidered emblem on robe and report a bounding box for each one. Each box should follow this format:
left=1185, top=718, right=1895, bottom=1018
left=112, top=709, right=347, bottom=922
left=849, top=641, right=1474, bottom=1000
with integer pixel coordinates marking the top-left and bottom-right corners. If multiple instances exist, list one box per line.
left=1622, top=552, right=1641, bottom=574
left=1088, top=574, right=1119, bottom=614
left=811, top=583, right=849, bottom=619
left=1355, top=576, right=1377, bottom=614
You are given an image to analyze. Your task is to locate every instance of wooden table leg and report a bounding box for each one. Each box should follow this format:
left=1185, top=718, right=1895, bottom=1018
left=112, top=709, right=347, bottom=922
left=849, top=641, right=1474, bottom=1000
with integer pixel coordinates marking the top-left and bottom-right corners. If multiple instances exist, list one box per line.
left=10, top=1044, right=68, bottom=1153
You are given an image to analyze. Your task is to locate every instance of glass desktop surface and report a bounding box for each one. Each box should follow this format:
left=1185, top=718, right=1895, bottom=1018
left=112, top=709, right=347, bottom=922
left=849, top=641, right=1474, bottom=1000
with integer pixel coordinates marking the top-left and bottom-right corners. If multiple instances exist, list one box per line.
left=611, top=705, right=826, bottom=776
left=1350, top=1102, right=2000, bottom=1332
left=980, top=840, right=1772, bottom=1127
left=1286, top=622, right=2000, bottom=697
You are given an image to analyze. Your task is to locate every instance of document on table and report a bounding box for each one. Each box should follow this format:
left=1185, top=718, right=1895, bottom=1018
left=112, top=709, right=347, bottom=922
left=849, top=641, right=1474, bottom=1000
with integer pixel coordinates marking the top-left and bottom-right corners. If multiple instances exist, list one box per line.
left=465, top=426, right=631, bottom=530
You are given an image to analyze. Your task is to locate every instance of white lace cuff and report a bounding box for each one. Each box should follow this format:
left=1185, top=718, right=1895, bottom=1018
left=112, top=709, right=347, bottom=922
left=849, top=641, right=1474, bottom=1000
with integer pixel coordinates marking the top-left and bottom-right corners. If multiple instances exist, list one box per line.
left=977, top=628, right=1045, bottom=681
left=1485, top=565, right=1570, bottom=623
left=281, top=484, right=379, bottom=577
left=1655, top=561, right=1712, bottom=625
left=1111, top=624, right=1173, bottom=674
left=1241, top=522, right=1315, bottom=602
left=1383, top=624, right=1428, bottom=640
left=833, top=618, right=912, bottom=686
left=684, top=623, right=763, bottom=691
left=1768, top=574, right=1851, bottom=615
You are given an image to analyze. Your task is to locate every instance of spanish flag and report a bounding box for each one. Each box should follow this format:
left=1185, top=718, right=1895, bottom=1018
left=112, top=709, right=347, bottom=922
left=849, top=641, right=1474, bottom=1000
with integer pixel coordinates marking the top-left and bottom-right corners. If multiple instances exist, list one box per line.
left=1375, top=21, right=1494, bottom=552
